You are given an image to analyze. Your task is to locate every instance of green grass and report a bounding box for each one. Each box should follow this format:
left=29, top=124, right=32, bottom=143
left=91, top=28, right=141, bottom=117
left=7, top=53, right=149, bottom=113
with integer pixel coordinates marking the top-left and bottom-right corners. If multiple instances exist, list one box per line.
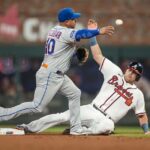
left=44, top=125, right=67, bottom=133
left=42, top=126, right=150, bottom=138
left=112, top=126, right=150, bottom=138
left=1, top=125, right=150, bottom=138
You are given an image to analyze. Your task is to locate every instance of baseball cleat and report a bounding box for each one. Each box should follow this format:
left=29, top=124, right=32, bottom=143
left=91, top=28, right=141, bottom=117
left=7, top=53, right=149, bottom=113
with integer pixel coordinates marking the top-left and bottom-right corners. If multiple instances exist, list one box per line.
left=16, top=124, right=33, bottom=134
left=62, top=128, right=70, bottom=135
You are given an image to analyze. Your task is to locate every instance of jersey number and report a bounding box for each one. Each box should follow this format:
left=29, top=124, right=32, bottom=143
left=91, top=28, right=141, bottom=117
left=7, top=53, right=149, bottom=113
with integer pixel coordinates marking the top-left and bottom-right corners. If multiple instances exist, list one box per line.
left=45, top=38, right=55, bottom=55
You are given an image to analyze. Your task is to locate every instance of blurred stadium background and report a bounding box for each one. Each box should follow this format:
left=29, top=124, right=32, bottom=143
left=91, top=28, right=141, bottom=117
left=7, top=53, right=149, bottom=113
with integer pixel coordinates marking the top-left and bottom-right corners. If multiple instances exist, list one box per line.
left=0, top=0, right=149, bottom=126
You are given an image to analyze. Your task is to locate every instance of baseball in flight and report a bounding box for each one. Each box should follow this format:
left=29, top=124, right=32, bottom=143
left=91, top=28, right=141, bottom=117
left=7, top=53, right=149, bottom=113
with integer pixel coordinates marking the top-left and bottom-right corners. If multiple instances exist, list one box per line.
left=115, top=19, right=123, bottom=25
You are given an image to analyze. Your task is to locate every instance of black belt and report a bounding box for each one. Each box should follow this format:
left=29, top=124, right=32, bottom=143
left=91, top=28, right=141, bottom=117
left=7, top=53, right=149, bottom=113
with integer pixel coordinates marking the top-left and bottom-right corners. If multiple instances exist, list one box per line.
left=56, top=70, right=64, bottom=75
left=93, top=104, right=113, bottom=121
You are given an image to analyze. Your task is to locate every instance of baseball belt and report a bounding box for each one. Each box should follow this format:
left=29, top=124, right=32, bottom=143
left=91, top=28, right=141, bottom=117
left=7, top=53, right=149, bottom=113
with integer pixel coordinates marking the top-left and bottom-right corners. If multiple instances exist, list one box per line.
left=93, top=104, right=113, bottom=121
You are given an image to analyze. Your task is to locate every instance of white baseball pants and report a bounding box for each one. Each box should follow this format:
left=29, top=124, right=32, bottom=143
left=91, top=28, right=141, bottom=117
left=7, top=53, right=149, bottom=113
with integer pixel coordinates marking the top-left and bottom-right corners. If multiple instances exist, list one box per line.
left=21, top=104, right=115, bottom=134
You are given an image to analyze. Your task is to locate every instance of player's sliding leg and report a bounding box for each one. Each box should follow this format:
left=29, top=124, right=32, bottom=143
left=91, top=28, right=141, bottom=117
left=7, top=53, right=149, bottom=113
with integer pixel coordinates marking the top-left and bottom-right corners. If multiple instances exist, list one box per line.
left=88, top=118, right=115, bottom=135
left=18, top=110, right=70, bottom=133
left=74, top=104, right=114, bottom=135
left=18, top=105, right=93, bottom=134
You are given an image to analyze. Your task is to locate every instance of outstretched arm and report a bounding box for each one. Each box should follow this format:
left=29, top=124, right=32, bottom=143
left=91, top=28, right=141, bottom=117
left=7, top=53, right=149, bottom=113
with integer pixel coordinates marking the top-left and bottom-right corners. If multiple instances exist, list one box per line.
left=75, top=28, right=100, bottom=41
left=90, top=37, right=104, bottom=65
left=74, top=19, right=114, bottom=41
left=88, top=19, right=114, bottom=65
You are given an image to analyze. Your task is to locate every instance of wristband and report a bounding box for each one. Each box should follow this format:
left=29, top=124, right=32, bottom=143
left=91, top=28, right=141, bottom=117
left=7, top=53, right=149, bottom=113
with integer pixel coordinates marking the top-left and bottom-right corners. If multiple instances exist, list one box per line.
left=141, top=123, right=149, bottom=133
left=89, top=37, right=97, bottom=46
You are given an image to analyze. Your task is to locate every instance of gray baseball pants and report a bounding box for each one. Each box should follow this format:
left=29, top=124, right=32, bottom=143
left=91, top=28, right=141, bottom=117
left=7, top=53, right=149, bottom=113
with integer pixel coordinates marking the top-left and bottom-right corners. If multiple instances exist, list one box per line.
left=0, top=70, right=82, bottom=132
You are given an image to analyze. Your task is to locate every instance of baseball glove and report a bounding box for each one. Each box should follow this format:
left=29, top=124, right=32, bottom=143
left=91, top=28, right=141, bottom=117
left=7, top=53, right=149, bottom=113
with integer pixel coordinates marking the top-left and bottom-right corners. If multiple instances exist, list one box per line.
left=76, top=47, right=89, bottom=65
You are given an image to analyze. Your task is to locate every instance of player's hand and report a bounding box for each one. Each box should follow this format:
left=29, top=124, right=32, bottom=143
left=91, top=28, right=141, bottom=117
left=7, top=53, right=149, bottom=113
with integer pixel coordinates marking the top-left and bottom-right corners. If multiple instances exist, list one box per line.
left=87, top=19, right=98, bottom=29
left=100, top=26, right=115, bottom=36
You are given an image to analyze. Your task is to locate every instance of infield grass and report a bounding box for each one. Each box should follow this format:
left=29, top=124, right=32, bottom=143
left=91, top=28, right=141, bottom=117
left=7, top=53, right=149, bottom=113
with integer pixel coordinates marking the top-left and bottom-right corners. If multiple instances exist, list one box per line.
left=0, top=125, right=150, bottom=138
left=44, top=126, right=150, bottom=138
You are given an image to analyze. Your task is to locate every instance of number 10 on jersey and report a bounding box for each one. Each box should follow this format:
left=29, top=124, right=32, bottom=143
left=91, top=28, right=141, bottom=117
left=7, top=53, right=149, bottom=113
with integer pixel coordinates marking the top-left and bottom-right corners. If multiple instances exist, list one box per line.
left=45, top=38, right=55, bottom=55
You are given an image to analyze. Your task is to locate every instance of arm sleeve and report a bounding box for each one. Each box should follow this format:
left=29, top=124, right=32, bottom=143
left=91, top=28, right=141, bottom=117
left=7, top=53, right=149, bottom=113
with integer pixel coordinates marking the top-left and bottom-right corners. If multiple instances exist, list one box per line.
left=74, top=29, right=100, bottom=41
left=63, top=28, right=100, bottom=43
left=134, top=90, right=146, bottom=115
left=99, top=58, right=122, bottom=79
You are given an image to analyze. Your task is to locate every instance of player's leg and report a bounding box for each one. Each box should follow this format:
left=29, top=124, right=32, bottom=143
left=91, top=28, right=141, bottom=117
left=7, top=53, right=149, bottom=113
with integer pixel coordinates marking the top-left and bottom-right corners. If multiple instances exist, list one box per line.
left=89, top=116, right=115, bottom=134
left=18, top=110, right=70, bottom=133
left=80, top=105, right=100, bottom=127
left=18, top=105, right=93, bottom=134
left=62, top=105, right=102, bottom=135
left=79, top=105, right=115, bottom=135
left=59, top=75, right=82, bottom=133
left=0, top=72, right=64, bottom=121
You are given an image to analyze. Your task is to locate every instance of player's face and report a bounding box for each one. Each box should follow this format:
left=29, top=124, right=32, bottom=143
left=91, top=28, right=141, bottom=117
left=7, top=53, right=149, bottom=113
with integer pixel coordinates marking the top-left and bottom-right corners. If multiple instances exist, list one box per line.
left=124, top=68, right=137, bottom=84
left=66, top=19, right=77, bottom=28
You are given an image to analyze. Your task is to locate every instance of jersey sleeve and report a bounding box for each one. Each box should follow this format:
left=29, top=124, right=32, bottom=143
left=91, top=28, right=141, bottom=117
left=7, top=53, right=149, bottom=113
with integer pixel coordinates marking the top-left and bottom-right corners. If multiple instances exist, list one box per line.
left=134, top=90, right=146, bottom=115
left=62, top=29, right=77, bottom=43
left=99, top=58, right=122, bottom=79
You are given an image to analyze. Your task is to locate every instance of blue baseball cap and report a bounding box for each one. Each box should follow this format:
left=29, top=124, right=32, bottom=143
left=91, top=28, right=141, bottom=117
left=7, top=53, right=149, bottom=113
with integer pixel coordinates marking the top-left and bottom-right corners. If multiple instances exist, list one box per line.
left=58, top=7, right=81, bottom=22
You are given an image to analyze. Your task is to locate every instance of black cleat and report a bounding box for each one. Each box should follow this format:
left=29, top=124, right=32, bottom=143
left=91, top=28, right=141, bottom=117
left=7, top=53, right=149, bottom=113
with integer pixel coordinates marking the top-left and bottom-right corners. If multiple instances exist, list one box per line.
left=62, top=128, right=70, bottom=135
left=16, top=125, right=34, bottom=134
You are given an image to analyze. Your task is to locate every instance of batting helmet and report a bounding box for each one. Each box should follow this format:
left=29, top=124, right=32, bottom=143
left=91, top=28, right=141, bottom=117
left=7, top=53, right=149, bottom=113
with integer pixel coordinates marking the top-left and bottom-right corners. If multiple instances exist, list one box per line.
left=128, top=61, right=143, bottom=81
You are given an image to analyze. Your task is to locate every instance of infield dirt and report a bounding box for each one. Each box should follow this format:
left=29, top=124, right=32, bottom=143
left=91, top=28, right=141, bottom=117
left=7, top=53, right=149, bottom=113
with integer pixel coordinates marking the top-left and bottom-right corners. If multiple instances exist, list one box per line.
left=0, top=134, right=150, bottom=150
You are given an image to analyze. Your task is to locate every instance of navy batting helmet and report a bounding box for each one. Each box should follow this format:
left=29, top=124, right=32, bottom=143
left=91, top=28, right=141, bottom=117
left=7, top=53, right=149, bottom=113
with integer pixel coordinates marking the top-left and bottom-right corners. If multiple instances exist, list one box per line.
left=128, top=61, right=143, bottom=81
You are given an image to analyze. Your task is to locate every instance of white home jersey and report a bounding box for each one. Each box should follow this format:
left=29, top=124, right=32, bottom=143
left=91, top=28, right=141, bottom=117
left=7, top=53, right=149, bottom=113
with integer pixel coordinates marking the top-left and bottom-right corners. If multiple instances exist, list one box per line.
left=42, top=25, right=77, bottom=73
left=92, top=58, right=145, bottom=123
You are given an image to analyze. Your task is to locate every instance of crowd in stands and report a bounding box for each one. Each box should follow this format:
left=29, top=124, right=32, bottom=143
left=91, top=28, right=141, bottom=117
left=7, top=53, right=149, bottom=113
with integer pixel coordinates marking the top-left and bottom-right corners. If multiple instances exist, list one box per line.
left=0, top=0, right=149, bottom=45
left=0, top=57, right=150, bottom=100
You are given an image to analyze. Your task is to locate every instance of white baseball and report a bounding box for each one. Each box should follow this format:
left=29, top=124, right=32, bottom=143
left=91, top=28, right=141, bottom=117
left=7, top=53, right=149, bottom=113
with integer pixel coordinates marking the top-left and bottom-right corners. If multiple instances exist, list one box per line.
left=115, top=19, right=123, bottom=25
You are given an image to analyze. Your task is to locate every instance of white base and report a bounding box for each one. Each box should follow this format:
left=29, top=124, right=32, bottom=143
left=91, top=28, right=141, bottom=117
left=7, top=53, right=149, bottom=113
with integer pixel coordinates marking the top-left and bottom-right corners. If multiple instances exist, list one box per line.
left=0, top=128, right=25, bottom=135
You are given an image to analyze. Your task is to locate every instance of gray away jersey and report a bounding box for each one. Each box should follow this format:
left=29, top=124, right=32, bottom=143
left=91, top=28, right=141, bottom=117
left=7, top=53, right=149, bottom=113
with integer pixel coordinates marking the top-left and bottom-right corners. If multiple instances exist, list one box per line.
left=41, top=25, right=77, bottom=73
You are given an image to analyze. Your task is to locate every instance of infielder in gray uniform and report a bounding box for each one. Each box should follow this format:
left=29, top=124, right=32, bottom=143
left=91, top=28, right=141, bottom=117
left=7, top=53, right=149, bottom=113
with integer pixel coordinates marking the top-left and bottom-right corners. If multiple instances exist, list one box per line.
left=17, top=20, right=150, bottom=135
left=0, top=8, right=114, bottom=135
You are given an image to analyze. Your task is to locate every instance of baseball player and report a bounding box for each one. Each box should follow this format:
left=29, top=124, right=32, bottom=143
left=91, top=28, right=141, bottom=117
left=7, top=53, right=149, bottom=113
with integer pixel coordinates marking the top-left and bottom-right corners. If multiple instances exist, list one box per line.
left=16, top=23, right=150, bottom=135
left=0, top=8, right=113, bottom=135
